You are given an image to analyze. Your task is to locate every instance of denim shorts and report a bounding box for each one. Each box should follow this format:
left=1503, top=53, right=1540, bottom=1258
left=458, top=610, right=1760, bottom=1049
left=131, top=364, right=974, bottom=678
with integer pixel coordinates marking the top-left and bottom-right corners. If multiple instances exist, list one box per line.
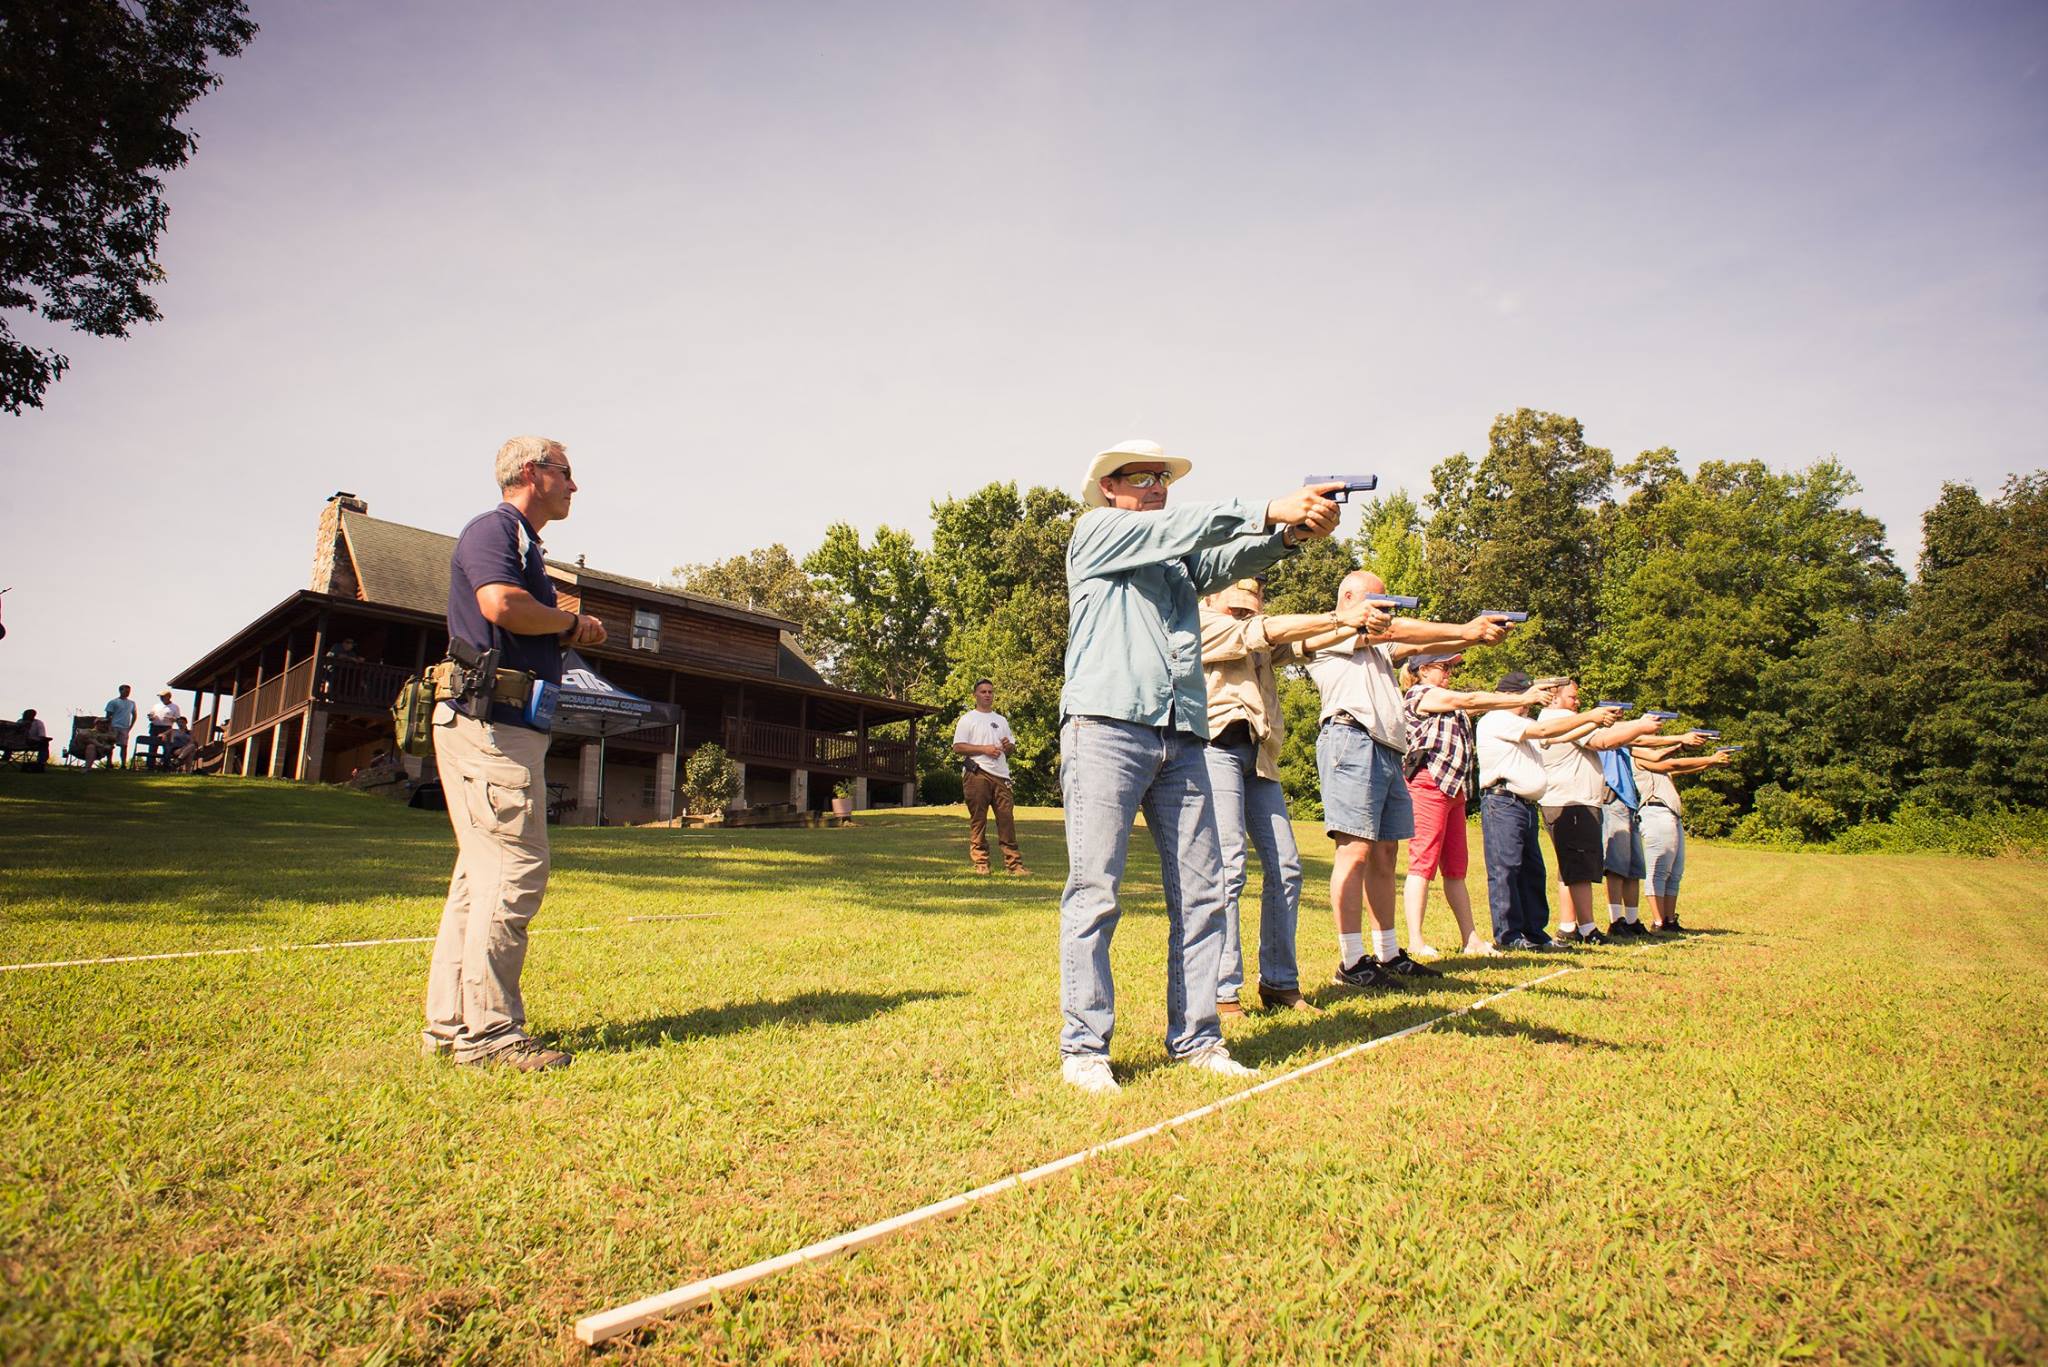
left=1317, top=722, right=1414, bottom=841
left=1602, top=799, right=1646, bottom=879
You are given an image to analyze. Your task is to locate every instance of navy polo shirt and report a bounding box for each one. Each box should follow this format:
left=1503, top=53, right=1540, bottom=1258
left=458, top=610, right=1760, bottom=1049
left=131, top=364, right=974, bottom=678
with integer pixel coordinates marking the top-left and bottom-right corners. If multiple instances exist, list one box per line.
left=447, top=502, right=564, bottom=727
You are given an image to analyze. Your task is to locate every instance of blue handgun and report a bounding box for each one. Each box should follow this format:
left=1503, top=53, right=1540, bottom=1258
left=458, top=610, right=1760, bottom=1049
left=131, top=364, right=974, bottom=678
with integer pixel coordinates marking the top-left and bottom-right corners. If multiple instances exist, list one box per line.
left=1695, top=729, right=1722, bottom=740
left=525, top=678, right=561, bottom=731
left=1370, top=594, right=1420, bottom=610
left=1479, top=609, right=1529, bottom=622
left=1644, top=710, right=1681, bottom=721
left=1716, top=744, right=1745, bottom=753
left=1598, top=700, right=1635, bottom=712
left=1304, top=474, right=1379, bottom=503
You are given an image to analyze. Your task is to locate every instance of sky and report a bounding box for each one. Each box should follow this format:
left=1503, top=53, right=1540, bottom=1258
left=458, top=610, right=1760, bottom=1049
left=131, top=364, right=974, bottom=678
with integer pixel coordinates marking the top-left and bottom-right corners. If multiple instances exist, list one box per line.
left=5, top=0, right=2045, bottom=722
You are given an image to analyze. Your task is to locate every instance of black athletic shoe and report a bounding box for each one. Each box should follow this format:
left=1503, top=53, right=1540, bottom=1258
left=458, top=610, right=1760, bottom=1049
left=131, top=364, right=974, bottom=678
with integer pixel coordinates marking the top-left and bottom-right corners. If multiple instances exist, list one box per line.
left=1496, top=935, right=1538, bottom=952
left=1381, top=949, right=1443, bottom=979
left=1663, top=914, right=1686, bottom=934
left=1526, top=934, right=1566, bottom=950
left=1331, top=957, right=1394, bottom=990
left=1613, top=919, right=1648, bottom=938
left=1579, top=928, right=1610, bottom=946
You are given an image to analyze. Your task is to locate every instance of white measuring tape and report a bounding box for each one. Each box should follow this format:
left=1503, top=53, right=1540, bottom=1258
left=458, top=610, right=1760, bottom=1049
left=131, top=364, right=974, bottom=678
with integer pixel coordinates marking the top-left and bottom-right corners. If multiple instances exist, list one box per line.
left=0, top=914, right=724, bottom=975
left=575, top=952, right=1655, bottom=1345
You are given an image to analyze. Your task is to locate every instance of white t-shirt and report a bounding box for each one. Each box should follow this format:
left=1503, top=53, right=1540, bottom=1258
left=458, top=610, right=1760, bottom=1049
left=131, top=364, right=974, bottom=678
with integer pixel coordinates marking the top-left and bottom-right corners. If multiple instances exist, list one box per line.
left=1303, top=636, right=1407, bottom=753
left=1475, top=710, right=1548, bottom=799
left=1537, top=707, right=1607, bottom=807
left=1638, top=765, right=1683, bottom=814
left=952, top=708, right=1014, bottom=782
left=149, top=699, right=183, bottom=728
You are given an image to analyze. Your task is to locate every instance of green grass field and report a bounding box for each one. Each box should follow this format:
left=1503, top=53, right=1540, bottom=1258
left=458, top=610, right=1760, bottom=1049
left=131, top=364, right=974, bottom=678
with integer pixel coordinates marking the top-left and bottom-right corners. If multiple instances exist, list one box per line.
left=2, top=771, right=2044, bottom=1364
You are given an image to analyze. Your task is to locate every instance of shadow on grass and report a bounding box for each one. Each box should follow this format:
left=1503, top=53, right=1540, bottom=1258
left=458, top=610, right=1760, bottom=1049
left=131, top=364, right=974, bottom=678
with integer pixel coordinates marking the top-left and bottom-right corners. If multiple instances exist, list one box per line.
left=1436, top=1007, right=1627, bottom=1051
left=549, top=987, right=963, bottom=1054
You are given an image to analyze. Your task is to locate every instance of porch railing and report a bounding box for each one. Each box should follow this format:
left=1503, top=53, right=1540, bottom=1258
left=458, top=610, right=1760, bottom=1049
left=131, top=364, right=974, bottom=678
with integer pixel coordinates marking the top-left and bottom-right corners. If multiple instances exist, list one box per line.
left=723, top=716, right=915, bottom=779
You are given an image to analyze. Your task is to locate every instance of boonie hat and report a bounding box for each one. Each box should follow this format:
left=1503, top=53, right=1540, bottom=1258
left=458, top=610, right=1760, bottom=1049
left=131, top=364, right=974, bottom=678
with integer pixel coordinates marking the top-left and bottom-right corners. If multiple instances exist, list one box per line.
left=1081, top=439, right=1194, bottom=509
left=1207, top=578, right=1262, bottom=612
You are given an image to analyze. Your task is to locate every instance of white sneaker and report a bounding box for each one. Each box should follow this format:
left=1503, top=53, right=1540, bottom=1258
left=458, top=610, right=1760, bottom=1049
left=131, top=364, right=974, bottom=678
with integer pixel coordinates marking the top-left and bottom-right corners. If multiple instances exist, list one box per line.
left=1411, top=943, right=1441, bottom=960
left=1179, top=1042, right=1257, bottom=1078
left=1061, top=1054, right=1121, bottom=1094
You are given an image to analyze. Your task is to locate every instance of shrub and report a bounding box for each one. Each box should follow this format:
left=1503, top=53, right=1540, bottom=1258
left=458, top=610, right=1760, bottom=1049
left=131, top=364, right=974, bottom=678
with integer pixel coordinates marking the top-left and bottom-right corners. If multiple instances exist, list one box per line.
left=920, top=767, right=963, bottom=805
left=1681, top=788, right=1737, bottom=838
left=683, top=744, right=737, bottom=814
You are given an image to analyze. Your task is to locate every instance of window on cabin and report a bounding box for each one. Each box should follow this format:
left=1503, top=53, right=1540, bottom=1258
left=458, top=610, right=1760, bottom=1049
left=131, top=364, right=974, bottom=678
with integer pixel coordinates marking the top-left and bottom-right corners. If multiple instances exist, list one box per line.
left=632, top=608, right=661, bottom=652
left=641, top=774, right=657, bottom=805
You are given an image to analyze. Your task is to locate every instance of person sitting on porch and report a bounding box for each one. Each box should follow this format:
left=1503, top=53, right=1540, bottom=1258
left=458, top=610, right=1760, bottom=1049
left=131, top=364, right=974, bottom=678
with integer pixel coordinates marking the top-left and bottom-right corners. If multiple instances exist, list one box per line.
left=164, top=717, right=198, bottom=770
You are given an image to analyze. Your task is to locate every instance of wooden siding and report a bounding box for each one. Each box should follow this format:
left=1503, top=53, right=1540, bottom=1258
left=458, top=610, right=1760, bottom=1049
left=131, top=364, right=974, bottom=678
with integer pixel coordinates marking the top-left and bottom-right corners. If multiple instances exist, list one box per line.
left=572, top=586, right=780, bottom=676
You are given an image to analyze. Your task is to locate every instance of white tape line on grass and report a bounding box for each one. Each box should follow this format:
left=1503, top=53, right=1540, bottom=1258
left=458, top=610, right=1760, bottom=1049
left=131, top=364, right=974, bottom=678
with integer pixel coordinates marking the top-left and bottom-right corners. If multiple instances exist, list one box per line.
left=574, top=961, right=1584, bottom=1346
left=0, top=914, right=724, bottom=975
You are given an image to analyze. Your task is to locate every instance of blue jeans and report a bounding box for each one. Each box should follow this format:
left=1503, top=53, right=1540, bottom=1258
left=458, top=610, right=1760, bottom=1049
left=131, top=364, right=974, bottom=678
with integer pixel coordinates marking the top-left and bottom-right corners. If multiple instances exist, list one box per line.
left=1202, top=739, right=1303, bottom=998
left=1316, top=723, right=1415, bottom=841
left=1481, top=790, right=1550, bottom=944
left=1059, top=715, right=1229, bottom=1060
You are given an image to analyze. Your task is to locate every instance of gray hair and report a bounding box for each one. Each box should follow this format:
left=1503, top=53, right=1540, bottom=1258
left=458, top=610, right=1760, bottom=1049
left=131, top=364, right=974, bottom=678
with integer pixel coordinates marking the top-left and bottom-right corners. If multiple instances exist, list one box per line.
left=494, top=435, right=565, bottom=489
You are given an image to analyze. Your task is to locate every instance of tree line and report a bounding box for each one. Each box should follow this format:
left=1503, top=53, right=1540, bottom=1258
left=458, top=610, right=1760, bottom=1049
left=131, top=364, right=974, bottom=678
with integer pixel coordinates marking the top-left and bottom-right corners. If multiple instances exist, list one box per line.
left=670, top=408, right=2047, bottom=841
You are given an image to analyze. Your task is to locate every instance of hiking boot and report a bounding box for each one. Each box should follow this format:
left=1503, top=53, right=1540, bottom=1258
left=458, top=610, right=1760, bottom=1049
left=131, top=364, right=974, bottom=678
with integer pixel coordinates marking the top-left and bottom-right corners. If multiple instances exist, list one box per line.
left=1061, top=1054, right=1120, bottom=1094
left=469, top=1039, right=572, bottom=1072
left=1179, top=1042, right=1256, bottom=1078
left=1256, top=983, right=1318, bottom=1012
left=1381, top=949, right=1443, bottom=979
left=1216, top=997, right=1245, bottom=1019
left=971, top=865, right=992, bottom=875
left=1008, top=866, right=1033, bottom=877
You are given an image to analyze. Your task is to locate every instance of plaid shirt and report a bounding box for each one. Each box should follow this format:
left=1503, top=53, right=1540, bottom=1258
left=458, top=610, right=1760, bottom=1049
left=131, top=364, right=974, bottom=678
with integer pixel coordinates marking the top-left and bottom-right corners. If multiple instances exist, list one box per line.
left=1402, top=684, right=1477, bottom=799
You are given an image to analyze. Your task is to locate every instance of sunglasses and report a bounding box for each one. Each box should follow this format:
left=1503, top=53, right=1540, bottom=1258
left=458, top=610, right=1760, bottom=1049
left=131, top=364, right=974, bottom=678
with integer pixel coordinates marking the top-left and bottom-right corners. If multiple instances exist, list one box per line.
left=532, top=459, right=575, bottom=480
left=1114, top=469, right=1176, bottom=489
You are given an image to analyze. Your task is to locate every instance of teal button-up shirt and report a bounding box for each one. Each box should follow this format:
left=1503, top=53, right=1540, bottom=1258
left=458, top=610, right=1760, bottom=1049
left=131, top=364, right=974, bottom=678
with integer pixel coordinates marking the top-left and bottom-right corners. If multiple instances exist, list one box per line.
left=1061, top=499, right=1297, bottom=736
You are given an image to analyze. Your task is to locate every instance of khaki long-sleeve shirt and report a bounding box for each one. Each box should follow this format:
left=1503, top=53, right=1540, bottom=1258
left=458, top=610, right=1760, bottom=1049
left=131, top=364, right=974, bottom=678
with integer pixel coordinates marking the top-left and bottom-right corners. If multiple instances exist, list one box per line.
left=1198, top=608, right=1304, bottom=782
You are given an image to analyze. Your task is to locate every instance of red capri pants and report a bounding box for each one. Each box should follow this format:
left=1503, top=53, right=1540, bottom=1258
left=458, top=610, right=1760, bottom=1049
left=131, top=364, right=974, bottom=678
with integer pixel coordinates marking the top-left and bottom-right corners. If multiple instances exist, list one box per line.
left=1405, top=773, right=1469, bottom=880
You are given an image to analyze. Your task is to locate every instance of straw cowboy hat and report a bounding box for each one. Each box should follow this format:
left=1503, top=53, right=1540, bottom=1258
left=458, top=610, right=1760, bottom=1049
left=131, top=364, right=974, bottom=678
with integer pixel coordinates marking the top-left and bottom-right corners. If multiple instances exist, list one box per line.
left=1081, top=439, right=1194, bottom=509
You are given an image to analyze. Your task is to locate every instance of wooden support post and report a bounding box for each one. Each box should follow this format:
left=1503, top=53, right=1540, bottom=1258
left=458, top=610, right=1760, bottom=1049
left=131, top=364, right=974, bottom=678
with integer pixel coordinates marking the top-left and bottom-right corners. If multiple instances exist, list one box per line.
left=297, top=707, right=329, bottom=783
left=267, top=719, right=291, bottom=778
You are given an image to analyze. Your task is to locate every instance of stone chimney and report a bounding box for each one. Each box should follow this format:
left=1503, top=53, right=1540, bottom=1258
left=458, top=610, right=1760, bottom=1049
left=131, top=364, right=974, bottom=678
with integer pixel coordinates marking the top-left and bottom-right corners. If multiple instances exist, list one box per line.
left=312, top=492, right=367, bottom=596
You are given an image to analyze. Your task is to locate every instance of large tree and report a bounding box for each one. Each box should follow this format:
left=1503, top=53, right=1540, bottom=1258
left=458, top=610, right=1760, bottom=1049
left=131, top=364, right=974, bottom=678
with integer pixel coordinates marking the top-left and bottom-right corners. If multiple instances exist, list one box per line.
left=924, top=482, right=1080, bottom=803
left=801, top=523, right=944, bottom=702
left=667, top=543, right=827, bottom=658
left=1424, top=408, right=1615, bottom=671
left=1, top=0, right=255, bottom=412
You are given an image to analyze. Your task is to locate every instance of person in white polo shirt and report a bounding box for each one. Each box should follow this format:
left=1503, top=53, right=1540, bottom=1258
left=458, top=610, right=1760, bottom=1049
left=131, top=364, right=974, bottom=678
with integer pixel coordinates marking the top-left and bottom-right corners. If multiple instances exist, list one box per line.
left=1475, top=674, right=1621, bottom=952
left=1304, top=570, right=1515, bottom=989
left=952, top=678, right=1029, bottom=875
left=1536, top=679, right=1663, bottom=944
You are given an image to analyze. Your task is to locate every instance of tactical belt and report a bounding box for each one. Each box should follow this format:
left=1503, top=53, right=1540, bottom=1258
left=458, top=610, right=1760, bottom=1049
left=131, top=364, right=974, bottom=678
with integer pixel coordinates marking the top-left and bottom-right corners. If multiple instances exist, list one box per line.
left=427, top=659, right=539, bottom=706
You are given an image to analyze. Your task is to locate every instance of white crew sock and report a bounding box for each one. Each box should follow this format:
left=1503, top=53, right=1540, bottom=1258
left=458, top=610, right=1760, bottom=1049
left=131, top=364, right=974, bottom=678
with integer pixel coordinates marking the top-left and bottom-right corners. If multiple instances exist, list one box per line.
left=1339, top=931, right=1366, bottom=965
left=1577, top=922, right=1596, bottom=938
left=1372, top=928, right=1400, bottom=962
left=1624, top=904, right=1641, bottom=923
left=1558, top=918, right=1577, bottom=934
left=1607, top=902, right=1624, bottom=926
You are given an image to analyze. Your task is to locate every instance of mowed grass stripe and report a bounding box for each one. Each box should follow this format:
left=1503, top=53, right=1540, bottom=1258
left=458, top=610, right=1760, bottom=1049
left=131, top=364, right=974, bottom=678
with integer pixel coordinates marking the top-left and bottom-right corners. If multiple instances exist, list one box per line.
left=2, top=773, right=2044, bottom=1363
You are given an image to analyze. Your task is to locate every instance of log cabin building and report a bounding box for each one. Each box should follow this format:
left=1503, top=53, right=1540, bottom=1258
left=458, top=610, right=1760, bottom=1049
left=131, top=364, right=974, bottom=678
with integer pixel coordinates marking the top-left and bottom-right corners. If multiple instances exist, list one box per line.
left=168, top=494, right=930, bottom=823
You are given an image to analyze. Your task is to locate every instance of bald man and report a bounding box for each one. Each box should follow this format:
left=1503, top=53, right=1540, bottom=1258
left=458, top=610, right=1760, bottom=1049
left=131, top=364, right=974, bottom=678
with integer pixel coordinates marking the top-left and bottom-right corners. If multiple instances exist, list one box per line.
left=1302, top=573, right=1516, bottom=987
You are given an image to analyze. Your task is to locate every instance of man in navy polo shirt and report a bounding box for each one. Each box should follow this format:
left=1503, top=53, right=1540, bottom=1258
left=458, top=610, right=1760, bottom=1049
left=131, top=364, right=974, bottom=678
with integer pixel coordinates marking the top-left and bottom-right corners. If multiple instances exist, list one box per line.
left=422, top=435, right=606, bottom=1071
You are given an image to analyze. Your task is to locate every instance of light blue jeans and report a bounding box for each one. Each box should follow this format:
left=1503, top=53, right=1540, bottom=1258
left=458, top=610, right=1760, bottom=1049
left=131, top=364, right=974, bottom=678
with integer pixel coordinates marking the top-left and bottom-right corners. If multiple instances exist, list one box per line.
left=1202, top=738, right=1303, bottom=998
left=1059, top=715, right=1229, bottom=1060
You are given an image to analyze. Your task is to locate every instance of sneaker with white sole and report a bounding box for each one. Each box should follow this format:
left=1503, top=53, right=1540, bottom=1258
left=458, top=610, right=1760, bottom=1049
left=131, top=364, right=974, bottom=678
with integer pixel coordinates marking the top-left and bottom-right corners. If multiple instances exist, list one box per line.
left=1179, top=1042, right=1257, bottom=1078
left=1061, top=1054, right=1121, bottom=1094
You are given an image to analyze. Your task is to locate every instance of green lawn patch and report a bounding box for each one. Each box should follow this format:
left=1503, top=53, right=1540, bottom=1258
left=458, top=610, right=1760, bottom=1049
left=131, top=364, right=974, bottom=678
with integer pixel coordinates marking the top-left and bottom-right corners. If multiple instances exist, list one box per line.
left=2, top=771, right=2044, bottom=1362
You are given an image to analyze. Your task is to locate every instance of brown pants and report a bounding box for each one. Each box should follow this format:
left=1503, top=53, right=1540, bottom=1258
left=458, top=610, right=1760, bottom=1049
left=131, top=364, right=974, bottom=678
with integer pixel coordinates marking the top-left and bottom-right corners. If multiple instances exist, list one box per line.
left=963, top=767, right=1023, bottom=870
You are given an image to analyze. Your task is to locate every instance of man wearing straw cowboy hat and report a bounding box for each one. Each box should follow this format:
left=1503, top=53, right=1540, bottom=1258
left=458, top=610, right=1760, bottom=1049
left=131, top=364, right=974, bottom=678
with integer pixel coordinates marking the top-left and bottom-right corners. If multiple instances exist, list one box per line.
left=1198, top=576, right=1385, bottom=1017
left=1055, top=440, right=1346, bottom=1094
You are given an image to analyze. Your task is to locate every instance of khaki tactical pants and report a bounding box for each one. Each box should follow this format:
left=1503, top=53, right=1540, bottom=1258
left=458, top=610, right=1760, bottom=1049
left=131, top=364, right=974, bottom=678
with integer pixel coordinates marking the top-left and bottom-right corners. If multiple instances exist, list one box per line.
left=422, top=704, right=552, bottom=1061
left=963, top=766, right=1023, bottom=871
